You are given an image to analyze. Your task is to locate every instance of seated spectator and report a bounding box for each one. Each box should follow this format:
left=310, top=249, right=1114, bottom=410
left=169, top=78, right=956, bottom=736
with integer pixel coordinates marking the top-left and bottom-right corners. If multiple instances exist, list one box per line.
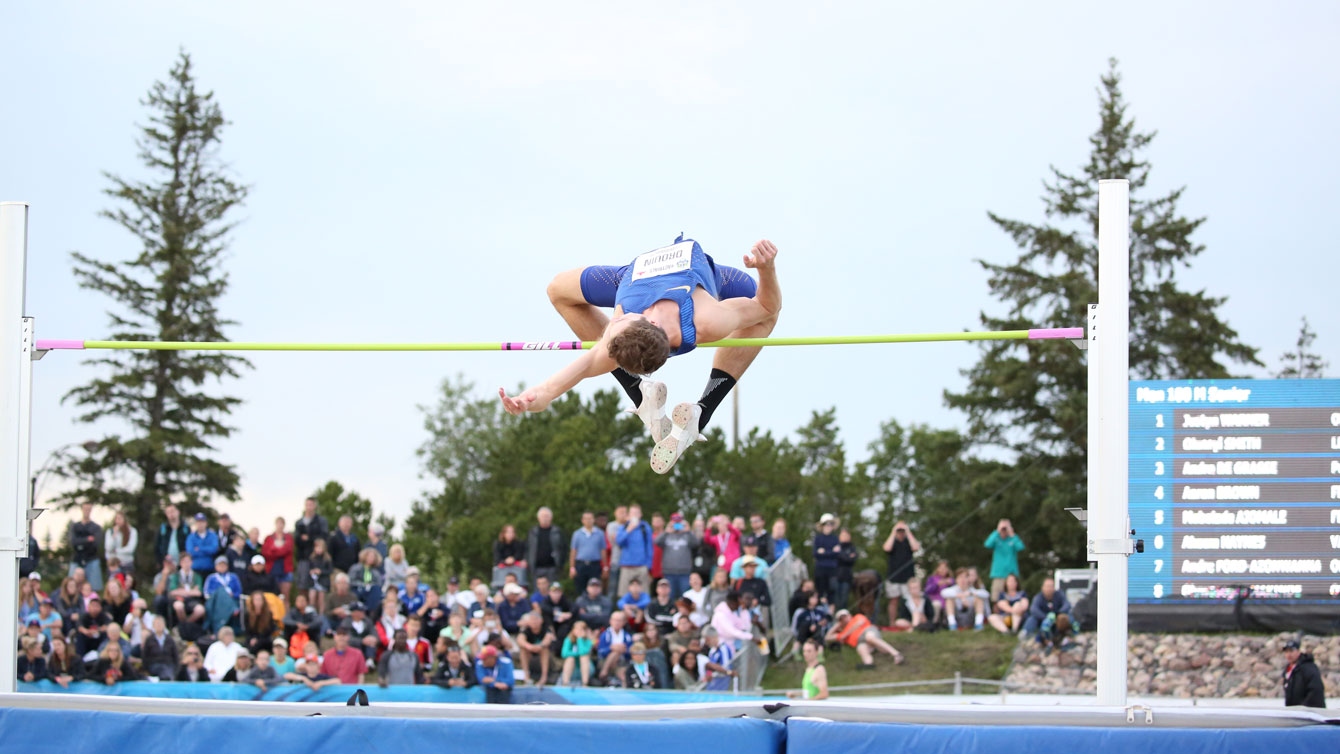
left=475, top=645, right=514, bottom=704
left=442, top=576, right=472, bottom=612
left=325, top=572, right=358, bottom=629
left=203, top=555, right=243, bottom=633
left=203, top=626, right=244, bottom=681
left=575, top=577, right=613, bottom=630
left=792, top=590, right=830, bottom=645
left=121, top=597, right=152, bottom=653
left=223, top=531, right=251, bottom=576
left=91, top=641, right=138, bottom=685
left=404, top=614, right=433, bottom=667
left=250, top=649, right=279, bottom=689
left=700, top=628, right=737, bottom=691
left=285, top=655, right=339, bottom=690
left=705, top=568, right=732, bottom=615
left=496, top=583, right=530, bottom=635
left=825, top=609, right=904, bottom=668
left=672, top=643, right=712, bottom=690
left=1023, top=577, right=1071, bottom=636
left=220, top=649, right=256, bottom=683
left=941, top=567, right=987, bottom=631
left=771, top=518, right=791, bottom=561
left=788, top=579, right=817, bottom=616
left=682, top=571, right=710, bottom=622
left=53, top=577, right=83, bottom=628
left=74, top=597, right=112, bottom=659
left=401, top=572, right=427, bottom=615
left=439, top=609, right=476, bottom=660
left=559, top=620, right=594, bottom=687
left=339, top=602, right=379, bottom=664
left=1037, top=611, right=1077, bottom=652
left=384, top=543, right=411, bottom=592
left=376, top=596, right=408, bottom=655
left=469, top=583, right=495, bottom=614
left=597, top=611, right=634, bottom=685
left=539, top=581, right=574, bottom=643
left=418, top=589, right=449, bottom=642
left=639, top=622, right=671, bottom=688
left=34, top=599, right=62, bottom=642
left=623, top=642, right=659, bottom=689
left=378, top=628, right=425, bottom=686
left=433, top=640, right=476, bottom=689
left=323, top=627, right=369, bottom=684
left=47, top=636, right=86, bottom=688
left=924, top=560, right=952, bottom=624
left=894, top=577, right=935, bottom=630
left=469, top=608, right=516, bottom=656
left=729, top=543, right=771, bottom=580
left=295, top=639, right=322, bottom=671
left=172, top=644, right=206, bottom=682
left=646, top=579, right=677, bottom=631
left=304, top=537, right=333, bottom=614
left=101, top=578, right=133, bottom=627
left=516, top=611, right=555, bottom=687
left=347, top=547, right=385, bottom=608
left=18, top=636, right=47, bottom=683
left=270, top=637, right=296, bottom=677
left=987, top=573, right=1030, bottom=634
left=245, top=590, right=278, bottom=655
left=241, top=554, right=278, bottom=595
left=141, top=614, right=179, bottom=681
left=666, top=615, right=700, bottom=666
left=284, top=592, right=324, bottom=645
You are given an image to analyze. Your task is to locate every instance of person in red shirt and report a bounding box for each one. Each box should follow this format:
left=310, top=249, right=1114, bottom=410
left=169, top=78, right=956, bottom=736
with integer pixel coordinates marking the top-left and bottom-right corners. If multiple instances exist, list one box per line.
left=321, top=627, right=367, bottom=683
left=262, top=517, right=295, bottom=601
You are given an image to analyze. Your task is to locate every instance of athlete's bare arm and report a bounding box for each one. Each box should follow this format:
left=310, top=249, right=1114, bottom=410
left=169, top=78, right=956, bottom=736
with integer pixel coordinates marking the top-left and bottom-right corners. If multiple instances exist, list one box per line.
left=693, top=240, right=781, bottom=342
left=499, top=344, right=617, bottom=415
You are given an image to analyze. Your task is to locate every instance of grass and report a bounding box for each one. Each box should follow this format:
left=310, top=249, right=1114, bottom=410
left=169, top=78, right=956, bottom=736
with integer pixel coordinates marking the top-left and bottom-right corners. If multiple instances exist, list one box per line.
left=760, top=629, right=1019, bottom=696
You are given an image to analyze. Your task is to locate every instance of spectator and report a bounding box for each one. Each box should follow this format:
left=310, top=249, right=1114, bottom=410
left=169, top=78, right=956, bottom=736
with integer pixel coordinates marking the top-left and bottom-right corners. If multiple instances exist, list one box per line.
left=666, top=614, right=700, bottom=665
left=270, top=637, right=296, bottom=677
left=705, top=568, right=732, bottom=614
left=746, top=514, right=775, bottom=563
left=493, top=524, right=526, bottom=569
left=101, top=577, right=133, bottom=626
left=792, top=590, right=830, bottom=645
left=53, top=577, right=82, bottom=628
left=68, top=502, right=104, bottom=590
left=347, top=547, right=385, bottom=608
left=475, top=645, right=514, bottom=704
left=367, top=522, right=389, bottom=559
left=328, top=515, right=361, bottom=574
left=401, top=572, right=426, bottom=615
left=812, top=514, right=839, bottom=604
left=615, top=505, right=654, bottom=597
left=1036, top=611, right=1077, bottom=653
left=47, top=636, right=85, bottom=688
left=141, top=614, right=178, bottom=680
left=202, top=626, right=243, bottom=681
left=284, top=592, right=325, bottom=647
left=516, top=611, right=555, bottom=687
left=174, top=644, right=208, bottom=682
left=91, top=641, right=138, bottom=685
left=700, top=627, right=737, bottom=691
left=559, top=620, right=594, bottom=686
left=34, top=599, right=62, bottom=641
left=655, top=512, right=699, bottom=600
left=223, top=531, right=251, bottom=575
left=881, top=521, right=921, bottom=625
left=378, top=628, right=424, bottom=686
left=646, top=578, right=677, bottom=631
left=442, top=575, right=472, bottom=612
left=691, top=518, right=716, bottom=583
left=250, top=650, right=280, bottom=690
left=433, top=641, right=477, bottom=689
left=681, top=571, right=709, bottom=622
left=705, top=515, right=742, bottom=574
left=826, top=609, right=904, bottom=668
left=121, top=597, right=151, bottom=653
left=734, top=559, right=772, bottom=619
left=497, top=583, right=530, bottom=635
left=1023, top=577, right=1071, bottom=636
left=383, top=543, right=410, bottom=592
left=710, top=591, right=753, bottom=652
left=649, top=512, right=665, bottom=581
left=242, top=554, right=279, bottom=595
left=834, top=528, right=859, bottom=611
left=20, top=619, right=50, bottom=656
left=984, top=518, right=1025, bottom=601
left=323, top=627, right=369, bottom=683
left=304, top=537, right=333, bottom=613
left=987, top=573, right=1030, bottom=634
left=924, top=560, right=952, bottom=625
left=219, top=649, right=256, bottom=683
left=216, top=513, right=242, bottom=554
left=245, top=590, right=278, bottom=654
left=440, top=609, right=476, bottom=659
left=895, top=577, right=935, bottom=631
left=103, top=511, right=137, bottom=579
left=673, top=644, right=707, bottom=690
left=17, top=636, right=47, bottom=683
left=260, top=516, right=294, bottom=601
left=167, top=554, right=207, bottom=640
left=527, top=506, right=567, bottom=585
left=604, top=507, right=627, bottom=583
left=285, top=655, right=339, bottom=690
left=942, top=567, right=987, bottom=632
left=539, top=581, right=575, bottom=643
left=617, top=577, right=650, bottom=613
left=640, top=622, right=671, bottom=687
left=597, top=611, right=634, bottom=684
left=376, top=595, right=408, bottom=654
left=569, top=511, right=607, bottom=591
left=420, top=589, right=449, bottom=643
left=293, top=497, right=329, bottom=592
left=471, top=608, right=517, bottom=657
left=19, top=535, right=39, bottom=580
left=729, top=539, right=771, bottom=580
left=404, top=614, right=432, bottom=667
left=185, top=513, right=220, bottom=581
left=340, top=602, right=379, bottom=663
left=624, top=642, right=659, bottom=689
left=74, top=597, right=112, bottom=659
left=203, top=555, right=242, bottom=633
left=771, top=518, right=791, bottom=561
left=155, top=504, right=190, bottom=567
left=786, top=639, right=830, bottom=700
left=575, top=577, right=613, bottom=630
left=326, top=572, right=358, bottom=627
left=17, top=576, right=40, bottom=627
left=1282, top=639, right=1326, bottom=708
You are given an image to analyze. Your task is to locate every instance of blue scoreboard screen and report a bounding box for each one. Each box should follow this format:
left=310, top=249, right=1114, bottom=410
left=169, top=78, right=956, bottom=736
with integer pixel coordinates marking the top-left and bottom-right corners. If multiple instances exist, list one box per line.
left=1129, top=378, right=1340, bottom=606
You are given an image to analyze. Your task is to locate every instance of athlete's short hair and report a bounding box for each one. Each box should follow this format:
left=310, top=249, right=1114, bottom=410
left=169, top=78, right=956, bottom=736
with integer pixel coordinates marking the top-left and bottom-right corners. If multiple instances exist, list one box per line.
left=607, top=318, right=669, bottom=375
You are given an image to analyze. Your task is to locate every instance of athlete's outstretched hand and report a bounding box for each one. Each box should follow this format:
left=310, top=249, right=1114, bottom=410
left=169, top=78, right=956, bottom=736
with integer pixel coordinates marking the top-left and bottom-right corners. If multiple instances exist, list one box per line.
left=744, top=239, right=778, bottom=270
left=499, top=387, right=549, bottom=415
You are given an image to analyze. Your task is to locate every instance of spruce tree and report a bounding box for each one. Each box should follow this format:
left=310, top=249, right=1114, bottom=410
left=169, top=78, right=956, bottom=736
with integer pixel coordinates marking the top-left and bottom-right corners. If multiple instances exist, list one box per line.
left=943, top=59, right=1260, bottom=568
left=1274, top=317, right=1328, bottom=378
left=59, top=51, right=249, bottom=576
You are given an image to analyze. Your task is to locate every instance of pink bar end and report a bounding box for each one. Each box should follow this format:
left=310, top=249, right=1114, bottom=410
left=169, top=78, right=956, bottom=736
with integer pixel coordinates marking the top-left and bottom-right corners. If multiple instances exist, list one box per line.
left=35, top=339, right=85, bottom=350
left=1027, top=327, right=1084, bottom=340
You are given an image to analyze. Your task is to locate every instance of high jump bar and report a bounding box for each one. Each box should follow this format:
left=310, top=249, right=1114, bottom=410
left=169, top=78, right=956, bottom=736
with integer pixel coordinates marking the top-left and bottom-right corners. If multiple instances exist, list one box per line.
left=34, top=328, right=1083, bottom=353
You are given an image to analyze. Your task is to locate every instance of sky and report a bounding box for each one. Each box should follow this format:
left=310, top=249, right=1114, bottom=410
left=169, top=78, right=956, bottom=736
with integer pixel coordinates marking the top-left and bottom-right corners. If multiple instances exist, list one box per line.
left=4, top=2, right=1338, bottom=542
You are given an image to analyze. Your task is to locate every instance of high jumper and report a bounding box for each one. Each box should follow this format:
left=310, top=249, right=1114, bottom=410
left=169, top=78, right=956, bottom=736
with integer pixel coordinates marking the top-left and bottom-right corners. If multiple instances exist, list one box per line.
left=498, top=235, right=781, bottom=473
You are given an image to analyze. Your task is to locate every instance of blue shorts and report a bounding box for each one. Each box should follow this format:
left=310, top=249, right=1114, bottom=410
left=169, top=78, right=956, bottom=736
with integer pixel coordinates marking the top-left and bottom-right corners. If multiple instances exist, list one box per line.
left=579, top=257, right=756, bottom=308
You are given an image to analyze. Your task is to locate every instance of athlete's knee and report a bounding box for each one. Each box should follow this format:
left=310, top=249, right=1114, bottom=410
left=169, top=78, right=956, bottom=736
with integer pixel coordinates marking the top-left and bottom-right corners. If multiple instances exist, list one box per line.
left=548, top=269, right=583, bottom=307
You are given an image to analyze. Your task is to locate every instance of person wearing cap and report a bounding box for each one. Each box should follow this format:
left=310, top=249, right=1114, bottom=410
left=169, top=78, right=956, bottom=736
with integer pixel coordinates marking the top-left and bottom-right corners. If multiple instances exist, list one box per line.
left=826, top=608, right=903, bottom=668
left=21, top=618, right=51, bottom=656
left=540, top=581, right=575, bottom=643
left=203, top=554, right=243, bottom=634
left=242, top=553, right=279, bottom=595
left=732, top=558, right=772, bottom=624
left=475, top=644, right=515, bottom=703
left=646, top=579, right=678, bottom=631
left=656, top=512, right=700, bottom=600
left=220, top=647, right=256, bottom=683
left=337, top=601, right=379, bottom=662
left=1282, top=639, right=1326, bottom=707
left=812, top=514, right=840, bottom=605
left=269, top=637, right=296, bottom=676
left=185, top=513, right=221, bottom=580
left=34, top=597, right=62, bottom=641
left=575, top=577, right=613, bottom=630
left=497, top=582, right=531, bottom=636
left=729, top=540, right=773, bottom=580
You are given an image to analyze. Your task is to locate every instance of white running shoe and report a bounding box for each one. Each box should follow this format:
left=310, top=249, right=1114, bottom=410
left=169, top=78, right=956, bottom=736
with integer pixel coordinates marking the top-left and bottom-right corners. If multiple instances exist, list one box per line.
left=627, top=380, right=670, bottom=442
left=650, top=402, right=701, bottom=474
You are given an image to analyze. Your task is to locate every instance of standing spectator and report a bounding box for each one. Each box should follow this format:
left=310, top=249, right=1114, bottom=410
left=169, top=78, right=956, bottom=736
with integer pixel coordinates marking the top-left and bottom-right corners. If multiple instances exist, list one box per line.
left=895, top=577, right=936, bottom=630
left=103, top=511, right=137, bottom=579
left=746, top=514, right=774, bottom=563
left=615, top=505, right=654, bottom=597
left=323, top=627, right=369, bottom=683
left=1282, top=639, right=1326, bottom=708
left=771, top=519, right=791, bottom=561
left=328, top=515, right=361, bottom=574
left=378, top=629, right=424, bottom=686
left=575, top=577, right=613, bottom=630
left=881, top=521, right=921, bottom=626
left=943, top=567, right=987, bottom=631
left=569, top=511, right=607, bottom=591
left=155, top=504, right=189, bottom=567
left=216, top=514, right=241, bottom=553
left=526, top=506, right=567, bottom=585
left=250, top=650, right=280, bottom=690
left=433, top=641, right=476, bottom=689
left=223, top=531, right=251, bottom=575
left=305, top=537, right=333, bottom=612
left=185, top=513, right=220, bottom=581
left=705, top=515, right=742, bottom=574
left=475, top=645, right=514, bottom=704
left=834, top=528, right=858, bottom=611
left=293, top=496, right=329, bottom=592
left=656, top=512, right=699, bottom=600
left=730, top=540, right=772, bottom=580
left=286, top=653, right=339, bottom=690
left=141, top=614, right=178, bottom=681
left=1023, top=577, right=1071, bottom=636
left=924, top=560, right=952, bottom=625
left=383, top=543, right=411, bottom=591
left=493, top=524, right=526, bottom=570
left=376, top=596, right=408, bottom=655
left=68, top=502, right=104, bottom=590
left=404, top=614, right=432, bottom=666
left=262, top=516, right=295, bottom=600
left=649, top=513, right=666, bottom=581
left=811, top=514, right=839, bottom=604
left=559, top=621, right=594, bottom=686
left=203, top=626, right=244, bottom=681
left=367, top=523, right=389, bottom=559
left=987, top=573, right=1030, bottom=634
left=734, top=559, right=772, bottom=614
left=604, top=506, right=627, bottom=587
left=984, top=518, right=1025, bottom=600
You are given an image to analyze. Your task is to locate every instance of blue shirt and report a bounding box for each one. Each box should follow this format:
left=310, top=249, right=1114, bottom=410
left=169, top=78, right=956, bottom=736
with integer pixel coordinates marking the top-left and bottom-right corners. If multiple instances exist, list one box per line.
left=203, top=571, right=241, bottom=599
left=185, top=531, right=220, bottom=571
left=617, top=591, right=650, bottom=611
left=812, top=532, right=839, bottom=569
left=401, top=587, right=426, bottom=615
left=570, top=527, right=606, bottom=562
left=983, top=531, right=1025, bottom=579
left=613, top=237, right=722, bottom=356
left=597, top=627, right=633, bottom=659
left=614, top=522, right=654, bottom=569
left=773, top=538, right=791, bottom=560
left=474, top=655, right=514, bottom=689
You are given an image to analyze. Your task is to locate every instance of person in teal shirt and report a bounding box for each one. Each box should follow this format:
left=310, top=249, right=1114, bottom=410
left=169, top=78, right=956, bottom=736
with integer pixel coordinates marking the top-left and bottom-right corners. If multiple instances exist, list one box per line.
left=983, top=518, right=1024, bottom=601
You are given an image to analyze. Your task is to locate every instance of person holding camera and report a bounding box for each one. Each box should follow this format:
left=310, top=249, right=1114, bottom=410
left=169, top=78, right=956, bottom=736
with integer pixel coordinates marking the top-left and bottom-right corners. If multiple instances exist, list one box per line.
left=656, top=512, right=700, bottom=600
left=881, top=521, right=922, bottom=627
left=983, top=518, right=1025, bottom=601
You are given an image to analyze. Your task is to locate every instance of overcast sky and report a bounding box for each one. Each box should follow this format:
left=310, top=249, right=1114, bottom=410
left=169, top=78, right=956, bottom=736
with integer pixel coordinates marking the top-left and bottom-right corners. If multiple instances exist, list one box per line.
left=5, top=2, right=1338, bottom=542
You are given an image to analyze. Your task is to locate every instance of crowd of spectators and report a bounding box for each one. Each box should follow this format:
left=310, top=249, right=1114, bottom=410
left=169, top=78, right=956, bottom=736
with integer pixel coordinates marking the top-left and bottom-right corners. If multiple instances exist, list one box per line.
left=16, top=499, right=1081, bottom=701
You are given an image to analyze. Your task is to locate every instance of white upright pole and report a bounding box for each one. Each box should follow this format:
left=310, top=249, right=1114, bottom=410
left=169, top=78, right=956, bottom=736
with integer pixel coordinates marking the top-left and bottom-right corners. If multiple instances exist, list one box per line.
left=1093, top=180, right=1130, bottom=707
left=0, top=201, right=31, bottom=694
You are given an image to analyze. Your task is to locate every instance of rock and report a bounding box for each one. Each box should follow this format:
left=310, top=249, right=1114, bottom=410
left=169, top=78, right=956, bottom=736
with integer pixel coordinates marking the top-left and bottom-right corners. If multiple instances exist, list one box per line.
left=1190, top=653, right=1211, bottom=669
left=1167, top=658, right=1191, bottom=672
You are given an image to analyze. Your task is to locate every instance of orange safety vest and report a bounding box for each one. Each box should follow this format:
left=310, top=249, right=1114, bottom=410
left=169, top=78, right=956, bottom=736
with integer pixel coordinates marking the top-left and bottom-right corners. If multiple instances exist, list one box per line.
left=835, top=613, right=872, bottom=647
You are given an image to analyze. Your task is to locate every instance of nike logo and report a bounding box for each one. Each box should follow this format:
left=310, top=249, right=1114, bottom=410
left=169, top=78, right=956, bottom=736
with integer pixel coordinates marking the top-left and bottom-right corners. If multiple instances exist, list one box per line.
left=668, top=285, right=693, bottom=294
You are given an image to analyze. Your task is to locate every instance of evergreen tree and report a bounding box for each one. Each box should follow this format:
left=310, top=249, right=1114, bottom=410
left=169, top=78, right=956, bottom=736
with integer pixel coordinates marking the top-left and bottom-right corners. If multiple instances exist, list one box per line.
left=943, top=59, right=1260, bottom=568
left=1275, top=317, right=1328, bottom=378
left=58, top=51, right=249, bottom=577
left=311, top=481, right=391, bottom=541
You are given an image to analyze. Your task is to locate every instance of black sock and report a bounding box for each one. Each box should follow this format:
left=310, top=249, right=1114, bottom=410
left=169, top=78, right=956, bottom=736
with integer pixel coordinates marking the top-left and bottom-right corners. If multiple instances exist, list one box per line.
left=696, top=368, right=737, bottom=430
left=611, top=367, right=644, bottom=407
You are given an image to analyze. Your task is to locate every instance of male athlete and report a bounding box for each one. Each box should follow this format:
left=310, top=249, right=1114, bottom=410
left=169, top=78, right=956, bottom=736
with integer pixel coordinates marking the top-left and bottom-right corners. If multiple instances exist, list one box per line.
left=499, top=235, right=780, bottom=473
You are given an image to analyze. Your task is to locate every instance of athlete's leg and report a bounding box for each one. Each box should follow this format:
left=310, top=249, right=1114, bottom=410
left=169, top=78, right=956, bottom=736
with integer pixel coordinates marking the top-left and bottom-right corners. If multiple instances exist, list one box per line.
left=696, top=264, right=775, bottom=430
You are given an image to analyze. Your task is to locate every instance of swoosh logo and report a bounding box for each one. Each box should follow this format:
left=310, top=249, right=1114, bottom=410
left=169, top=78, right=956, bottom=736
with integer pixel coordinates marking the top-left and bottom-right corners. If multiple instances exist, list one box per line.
left=668, top=285, right=693, bottom=294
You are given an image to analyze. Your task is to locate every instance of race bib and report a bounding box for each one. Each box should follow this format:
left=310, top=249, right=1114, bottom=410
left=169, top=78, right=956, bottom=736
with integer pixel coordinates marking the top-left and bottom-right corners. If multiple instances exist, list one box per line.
left=631, top=241, right=693, bottom=280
